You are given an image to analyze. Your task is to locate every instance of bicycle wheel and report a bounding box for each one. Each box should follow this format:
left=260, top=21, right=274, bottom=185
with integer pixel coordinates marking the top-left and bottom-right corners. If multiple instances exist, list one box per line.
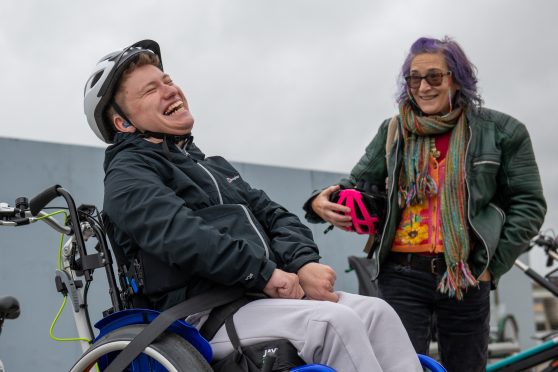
left=69, top=324, right=213, bottom=372
left=496, top=314, right=519, bottom=343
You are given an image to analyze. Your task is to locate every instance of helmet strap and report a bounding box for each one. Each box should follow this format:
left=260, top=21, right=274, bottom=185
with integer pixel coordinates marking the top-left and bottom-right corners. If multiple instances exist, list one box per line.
left=112, top=99, right=190, bottom=151
left=139, top=131, right=191, bottom=144
left=112, top=100, right=134, bottom=130
left=137, top=131, right=192, bottom=161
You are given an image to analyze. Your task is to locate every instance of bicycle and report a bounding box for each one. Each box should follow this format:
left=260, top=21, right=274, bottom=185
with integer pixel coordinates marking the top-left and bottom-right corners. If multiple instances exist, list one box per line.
left=1, top=185, right=445, bottom=371
left=486, top=232, right=558, bottom=372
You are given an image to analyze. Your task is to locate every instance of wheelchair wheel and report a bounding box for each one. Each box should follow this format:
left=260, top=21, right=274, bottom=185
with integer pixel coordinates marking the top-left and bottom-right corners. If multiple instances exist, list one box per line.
left=69, top=324, right=213, bottom=372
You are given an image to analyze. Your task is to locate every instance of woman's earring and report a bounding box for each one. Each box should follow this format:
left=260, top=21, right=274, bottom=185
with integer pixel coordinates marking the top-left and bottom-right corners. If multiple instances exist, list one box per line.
left=408, top=88, right=416, bottom=103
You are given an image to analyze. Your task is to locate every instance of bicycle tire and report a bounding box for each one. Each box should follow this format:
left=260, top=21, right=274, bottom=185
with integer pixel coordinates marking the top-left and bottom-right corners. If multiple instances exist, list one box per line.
left=69, top=324, right=213, bottom=372
left=496, top=314, right=519, bottom=343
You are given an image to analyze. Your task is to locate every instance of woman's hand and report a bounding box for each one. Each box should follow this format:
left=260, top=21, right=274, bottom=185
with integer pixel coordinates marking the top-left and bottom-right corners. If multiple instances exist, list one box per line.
left=478, top=270, right=492, bottom=282
left=311, top=185, right=352, bottom=229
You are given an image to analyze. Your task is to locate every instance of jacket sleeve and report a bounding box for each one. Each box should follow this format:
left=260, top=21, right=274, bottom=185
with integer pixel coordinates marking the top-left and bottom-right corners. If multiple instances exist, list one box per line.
left=104, top=154, right=276, bottom=291
left=302, top=118, right=391, bottom=223
left=489, top=120, right=547, bottom=281
left=346, top=118, right=391, bottom=188
left=239, top=183, right=321, bottom=274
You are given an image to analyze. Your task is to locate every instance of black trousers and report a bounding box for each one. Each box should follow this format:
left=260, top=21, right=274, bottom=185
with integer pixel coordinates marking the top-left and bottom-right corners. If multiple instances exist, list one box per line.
left=378, top=259, right=491, bottom=372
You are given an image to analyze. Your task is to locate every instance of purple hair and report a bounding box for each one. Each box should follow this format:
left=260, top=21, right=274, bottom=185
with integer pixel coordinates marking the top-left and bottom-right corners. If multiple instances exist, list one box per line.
left=396, top=36, right=483, bottom=109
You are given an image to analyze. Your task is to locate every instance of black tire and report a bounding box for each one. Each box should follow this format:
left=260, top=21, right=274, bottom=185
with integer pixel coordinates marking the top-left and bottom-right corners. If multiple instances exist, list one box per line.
left=70, top=324, right=213, bottom=372
left=496, top=314, right=519, bottom=343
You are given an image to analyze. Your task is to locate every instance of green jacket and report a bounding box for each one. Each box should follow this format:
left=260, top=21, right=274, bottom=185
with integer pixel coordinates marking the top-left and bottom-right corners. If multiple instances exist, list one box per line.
left=306, top=107, right=546, bottom=285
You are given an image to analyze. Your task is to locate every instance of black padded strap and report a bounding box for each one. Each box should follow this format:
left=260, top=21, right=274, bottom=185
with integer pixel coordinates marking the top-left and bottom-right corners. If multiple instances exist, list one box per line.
left=225, top=316, right=243, bottom=361
left=200, top=296, right=253, bottom=341
left=104, top=285, right=244, bottom=372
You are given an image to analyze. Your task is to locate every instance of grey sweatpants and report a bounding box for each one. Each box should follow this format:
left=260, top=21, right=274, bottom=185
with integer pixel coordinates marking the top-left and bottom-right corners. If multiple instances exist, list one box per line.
left=207, top=292, right=422, bottom=372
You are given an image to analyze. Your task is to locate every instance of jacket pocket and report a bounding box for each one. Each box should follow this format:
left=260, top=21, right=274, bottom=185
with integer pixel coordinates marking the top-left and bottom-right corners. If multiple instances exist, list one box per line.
left=470, top=204, right=505, bottom=261
left=468, top=156, right=502, bottom=206
left=488, top=203, right=506, bottom=223
left=472, top=157, right=500, bottom=174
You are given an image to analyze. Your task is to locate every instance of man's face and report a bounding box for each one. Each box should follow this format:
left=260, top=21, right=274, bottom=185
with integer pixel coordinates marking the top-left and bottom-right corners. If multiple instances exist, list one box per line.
left=118, top=64, right=194, bottom=135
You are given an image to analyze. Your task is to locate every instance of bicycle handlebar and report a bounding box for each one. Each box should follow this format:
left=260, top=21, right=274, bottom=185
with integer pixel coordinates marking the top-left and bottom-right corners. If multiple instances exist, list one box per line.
left=0, top=210, right=71, bottom=234
left=532, top=234, right=558, bottom=250
left=1, top=185, right=94, bottom=277
left=29, top=184, right=61, bottom=216
left=515, top=231, right=558, bottom=298
left=2, top=185, right=124, bottom=316
left=515, top=260, right=558, bottom=297
left=530, top=232, right=558, bottom=269
left=531, top=233, right=558, bottom=250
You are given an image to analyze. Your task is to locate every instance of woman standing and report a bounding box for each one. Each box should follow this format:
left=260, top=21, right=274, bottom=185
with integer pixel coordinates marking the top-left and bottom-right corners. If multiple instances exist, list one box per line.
left=304, top=36, right=546, bottom=372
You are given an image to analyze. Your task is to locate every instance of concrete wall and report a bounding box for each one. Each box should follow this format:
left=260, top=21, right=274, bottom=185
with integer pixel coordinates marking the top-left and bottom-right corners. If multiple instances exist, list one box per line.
left=0, top=137, right=534, bottom=371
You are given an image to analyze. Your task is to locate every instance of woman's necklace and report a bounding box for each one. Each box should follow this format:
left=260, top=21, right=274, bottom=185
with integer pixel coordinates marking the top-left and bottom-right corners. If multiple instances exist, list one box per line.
left=430, top=137, right=441, bottom=159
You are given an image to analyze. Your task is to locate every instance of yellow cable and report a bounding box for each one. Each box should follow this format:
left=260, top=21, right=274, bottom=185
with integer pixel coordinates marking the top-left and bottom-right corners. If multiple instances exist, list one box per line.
left=35, top=210, right=67, bottom=220
left=49, top=296, right=91, bottom=343
left=42, top=211, right=99, bottom=370
left=35, top=210, right=67, bottom=270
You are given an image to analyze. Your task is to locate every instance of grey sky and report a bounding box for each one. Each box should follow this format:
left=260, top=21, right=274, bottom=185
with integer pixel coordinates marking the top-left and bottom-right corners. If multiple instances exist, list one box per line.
left=1, top=0, right=558, bottom=240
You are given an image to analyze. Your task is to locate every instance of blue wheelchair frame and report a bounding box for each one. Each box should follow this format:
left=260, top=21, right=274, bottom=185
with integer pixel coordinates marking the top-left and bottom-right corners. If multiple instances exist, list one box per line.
left=95, top=308, right=446, bottom=371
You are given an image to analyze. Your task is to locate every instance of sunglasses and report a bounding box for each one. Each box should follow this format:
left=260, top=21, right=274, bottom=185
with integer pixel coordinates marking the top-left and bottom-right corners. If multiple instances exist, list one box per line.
left=404, top=70, right=452, bottom=89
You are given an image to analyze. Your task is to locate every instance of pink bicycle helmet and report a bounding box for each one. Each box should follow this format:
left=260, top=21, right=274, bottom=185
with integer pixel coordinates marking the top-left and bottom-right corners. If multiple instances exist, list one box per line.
left=332, top=189, right=385, bottom=235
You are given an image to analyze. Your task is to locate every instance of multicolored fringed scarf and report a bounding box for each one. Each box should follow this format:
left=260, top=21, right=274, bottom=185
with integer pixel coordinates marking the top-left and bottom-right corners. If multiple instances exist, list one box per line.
left=397, top=103, right=478, bottom=299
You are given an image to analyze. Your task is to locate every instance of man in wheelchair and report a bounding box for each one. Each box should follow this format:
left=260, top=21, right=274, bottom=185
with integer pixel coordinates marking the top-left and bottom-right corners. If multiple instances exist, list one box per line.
left=83, top=39, right=422, bottom=371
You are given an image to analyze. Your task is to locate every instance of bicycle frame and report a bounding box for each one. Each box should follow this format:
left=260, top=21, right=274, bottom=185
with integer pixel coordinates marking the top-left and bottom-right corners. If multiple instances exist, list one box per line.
left=1, top=189, right=115, bottom=352
left=487, top=336, right=558, bottom=371
left=486, top=236, right=558, bottom=372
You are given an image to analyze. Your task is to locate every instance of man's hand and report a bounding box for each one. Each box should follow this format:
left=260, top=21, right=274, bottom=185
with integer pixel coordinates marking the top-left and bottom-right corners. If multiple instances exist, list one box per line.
left=311, top=185, right=352, bottom=229
left=263, top=269, right=305, bottom=299
left=298, top=262, right=338, bottom=302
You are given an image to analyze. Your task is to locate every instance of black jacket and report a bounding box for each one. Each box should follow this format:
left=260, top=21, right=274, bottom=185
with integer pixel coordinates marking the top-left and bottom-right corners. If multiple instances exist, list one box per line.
left=103, top=133, right=320, bottom=310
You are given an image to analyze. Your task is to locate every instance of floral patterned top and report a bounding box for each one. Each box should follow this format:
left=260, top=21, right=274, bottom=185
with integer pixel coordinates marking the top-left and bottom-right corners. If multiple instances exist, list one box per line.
left=392, top=132, right=451, bottom=254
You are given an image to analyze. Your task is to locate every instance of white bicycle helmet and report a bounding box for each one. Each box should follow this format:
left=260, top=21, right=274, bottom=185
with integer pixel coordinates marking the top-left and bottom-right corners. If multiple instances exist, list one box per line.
left=84, top=40, right=162, bottom=143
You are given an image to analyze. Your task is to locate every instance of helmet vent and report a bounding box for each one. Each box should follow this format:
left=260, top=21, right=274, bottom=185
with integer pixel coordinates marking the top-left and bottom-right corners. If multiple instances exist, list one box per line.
left=90, top=70, right=104, bottom=89
left=330, top=188, right=386, bottom=235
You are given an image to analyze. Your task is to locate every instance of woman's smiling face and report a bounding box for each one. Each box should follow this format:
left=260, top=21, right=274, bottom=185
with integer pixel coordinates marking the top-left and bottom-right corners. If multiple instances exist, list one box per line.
left=408, top=53, right=459, bottom=115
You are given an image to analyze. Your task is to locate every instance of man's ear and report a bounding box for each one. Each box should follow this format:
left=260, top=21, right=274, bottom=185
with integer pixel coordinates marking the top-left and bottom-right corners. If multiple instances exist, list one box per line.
left=113, top=115, right=136, bottom=133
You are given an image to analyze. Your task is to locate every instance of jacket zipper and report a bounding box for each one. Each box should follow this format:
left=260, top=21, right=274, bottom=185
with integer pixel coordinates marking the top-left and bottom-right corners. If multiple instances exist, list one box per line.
left=180, top=146, right=224, bottom=204
left=238, top=204, right=270, bottom=259
left=465, top=126, right=490, bottom=279
left=375, top=123, right=400, bottom=278
left=180, top=146, right=268, bottom=258
left=473, top=160, right=500, bottom=167
left=196, top=162, right=224, bottom=205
